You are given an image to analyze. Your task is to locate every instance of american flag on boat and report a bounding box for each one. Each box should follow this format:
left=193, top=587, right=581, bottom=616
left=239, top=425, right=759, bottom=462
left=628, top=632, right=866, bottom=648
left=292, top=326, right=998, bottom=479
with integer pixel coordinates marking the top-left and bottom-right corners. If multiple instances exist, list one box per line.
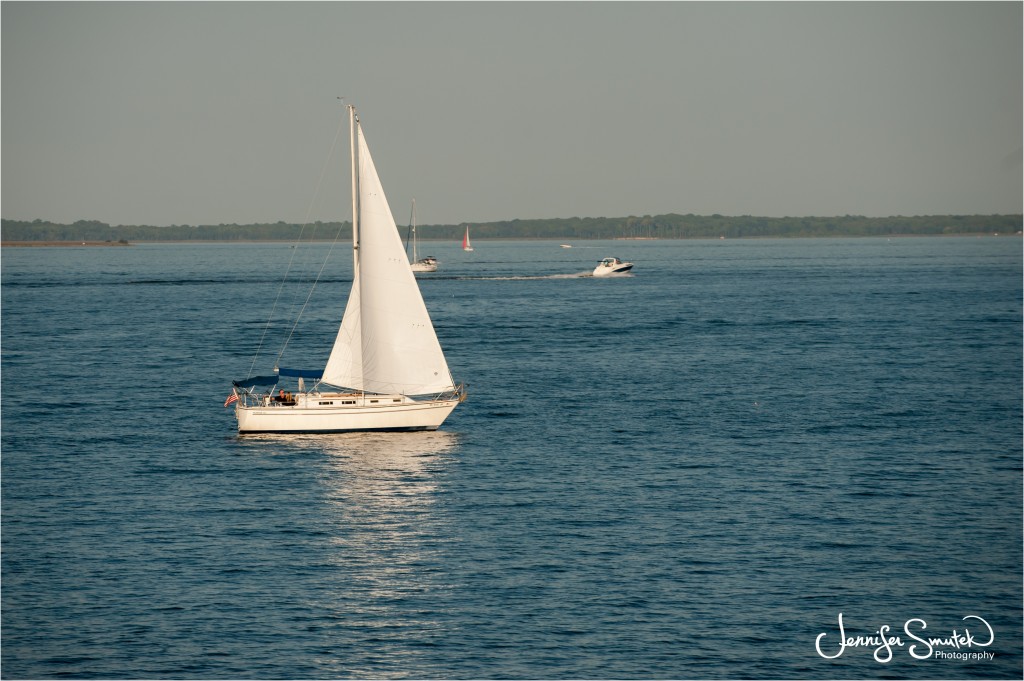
left=223, top=392, right=239, bottom=407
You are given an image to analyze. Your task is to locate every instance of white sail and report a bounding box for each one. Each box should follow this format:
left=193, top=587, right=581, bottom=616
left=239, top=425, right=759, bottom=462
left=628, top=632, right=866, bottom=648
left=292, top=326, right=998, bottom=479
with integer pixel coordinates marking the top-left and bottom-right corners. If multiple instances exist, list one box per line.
left=321, top=124, right=454, bottom=395
left=322, top=274, right=362, bottom=388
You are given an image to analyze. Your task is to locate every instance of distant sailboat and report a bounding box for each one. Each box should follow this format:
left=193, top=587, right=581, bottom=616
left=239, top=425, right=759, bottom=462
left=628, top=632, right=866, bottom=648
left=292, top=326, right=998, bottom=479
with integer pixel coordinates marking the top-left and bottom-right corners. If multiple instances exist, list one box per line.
left=228, top=105, right=464, bottom=433
left=406, top=199, right=437, bottom=273
left=462, top=225, right=474, bottom=252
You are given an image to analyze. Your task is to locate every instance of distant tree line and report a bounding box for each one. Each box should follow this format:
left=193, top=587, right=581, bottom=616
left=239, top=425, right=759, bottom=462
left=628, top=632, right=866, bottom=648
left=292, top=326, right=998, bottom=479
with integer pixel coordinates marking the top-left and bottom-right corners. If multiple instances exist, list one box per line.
left=0, top=219, right=348, bottom=242
left=2, top=214, right=1020, bottom=242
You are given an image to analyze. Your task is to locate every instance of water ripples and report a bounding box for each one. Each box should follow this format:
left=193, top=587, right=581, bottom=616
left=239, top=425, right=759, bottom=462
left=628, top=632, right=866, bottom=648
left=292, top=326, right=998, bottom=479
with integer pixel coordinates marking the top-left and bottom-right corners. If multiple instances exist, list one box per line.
left=2, top=238, right=1021, bottom=678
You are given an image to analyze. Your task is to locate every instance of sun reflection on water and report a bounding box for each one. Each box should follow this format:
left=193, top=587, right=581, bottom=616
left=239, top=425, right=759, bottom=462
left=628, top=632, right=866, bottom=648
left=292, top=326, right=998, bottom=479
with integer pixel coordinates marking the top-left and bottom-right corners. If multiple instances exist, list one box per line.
left=242, top=431, right=462, bottom=672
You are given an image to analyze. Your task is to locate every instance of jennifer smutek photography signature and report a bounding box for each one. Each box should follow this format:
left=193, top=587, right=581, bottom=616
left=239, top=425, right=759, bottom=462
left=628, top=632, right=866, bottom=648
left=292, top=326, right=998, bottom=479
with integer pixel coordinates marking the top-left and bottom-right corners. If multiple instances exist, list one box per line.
left=815, top=612, right=995, bottom=663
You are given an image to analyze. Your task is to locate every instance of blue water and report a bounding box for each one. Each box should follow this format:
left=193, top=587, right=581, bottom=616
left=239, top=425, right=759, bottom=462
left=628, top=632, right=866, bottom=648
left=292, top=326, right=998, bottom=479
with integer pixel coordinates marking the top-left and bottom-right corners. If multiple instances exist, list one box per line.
left=2, top=237, right=1021, bottom=679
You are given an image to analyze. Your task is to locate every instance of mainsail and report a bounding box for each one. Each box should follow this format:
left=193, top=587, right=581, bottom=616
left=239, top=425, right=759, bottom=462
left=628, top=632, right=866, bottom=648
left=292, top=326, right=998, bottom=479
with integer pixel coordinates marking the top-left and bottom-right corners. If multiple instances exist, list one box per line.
left=321, top=123, right=454, bottom=395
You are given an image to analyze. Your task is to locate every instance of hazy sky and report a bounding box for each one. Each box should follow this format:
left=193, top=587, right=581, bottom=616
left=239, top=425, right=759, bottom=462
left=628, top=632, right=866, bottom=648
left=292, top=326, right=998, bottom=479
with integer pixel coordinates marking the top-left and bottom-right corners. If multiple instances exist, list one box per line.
left=2, top=1, right=1021, bottom=226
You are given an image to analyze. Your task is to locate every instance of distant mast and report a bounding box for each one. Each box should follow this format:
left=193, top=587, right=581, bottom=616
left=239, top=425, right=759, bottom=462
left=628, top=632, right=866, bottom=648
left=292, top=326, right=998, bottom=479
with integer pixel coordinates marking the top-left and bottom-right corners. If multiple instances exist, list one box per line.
left=462, top=225, right=474, bottom=252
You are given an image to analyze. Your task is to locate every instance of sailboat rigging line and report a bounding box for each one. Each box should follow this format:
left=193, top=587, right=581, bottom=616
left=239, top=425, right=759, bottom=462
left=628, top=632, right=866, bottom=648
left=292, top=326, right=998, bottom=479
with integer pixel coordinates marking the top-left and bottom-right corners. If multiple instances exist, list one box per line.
left=274, top=219, right=347, bottom=367
left=404, top=200, right=415, bottom=251
left=247, top=112, right=347, bottom=379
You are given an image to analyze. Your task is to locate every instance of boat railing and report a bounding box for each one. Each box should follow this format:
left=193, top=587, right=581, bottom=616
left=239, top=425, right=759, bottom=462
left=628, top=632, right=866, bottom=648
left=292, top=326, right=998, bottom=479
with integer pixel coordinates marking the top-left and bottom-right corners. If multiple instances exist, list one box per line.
left=234, top=383, right=467, bottom=407
left=235, top=390, right=284, bottom=408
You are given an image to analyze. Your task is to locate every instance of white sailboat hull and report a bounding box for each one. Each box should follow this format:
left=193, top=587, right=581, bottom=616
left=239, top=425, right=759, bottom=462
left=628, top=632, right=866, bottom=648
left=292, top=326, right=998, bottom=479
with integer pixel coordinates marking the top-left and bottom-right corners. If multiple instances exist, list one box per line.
left=236, top=396, right=458, bottom=433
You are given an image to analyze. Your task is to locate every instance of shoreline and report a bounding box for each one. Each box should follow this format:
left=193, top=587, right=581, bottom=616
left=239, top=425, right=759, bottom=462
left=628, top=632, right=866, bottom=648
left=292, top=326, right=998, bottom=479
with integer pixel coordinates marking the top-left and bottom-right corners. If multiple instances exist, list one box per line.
left=2, top=233, right=1020, bottom=247
left=2, top=240, right=133, bottom=247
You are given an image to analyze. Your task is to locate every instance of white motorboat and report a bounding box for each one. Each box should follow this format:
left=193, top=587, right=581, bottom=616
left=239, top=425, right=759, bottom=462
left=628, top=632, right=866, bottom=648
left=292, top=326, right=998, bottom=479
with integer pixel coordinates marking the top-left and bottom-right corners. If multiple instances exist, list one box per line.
left=227, top=105, right=464, bottom=433
left=593, top=257, right=634, bottom=276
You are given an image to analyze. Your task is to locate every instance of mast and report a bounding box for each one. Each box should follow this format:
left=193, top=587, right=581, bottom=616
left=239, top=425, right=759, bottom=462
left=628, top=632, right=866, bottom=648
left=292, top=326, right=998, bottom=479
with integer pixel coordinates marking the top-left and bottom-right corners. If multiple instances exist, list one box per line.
left=349, top=104, right=360, bottom=275
left=411, top=198, right=417, bottom=261
left=322, top=107, right=455, bottom=396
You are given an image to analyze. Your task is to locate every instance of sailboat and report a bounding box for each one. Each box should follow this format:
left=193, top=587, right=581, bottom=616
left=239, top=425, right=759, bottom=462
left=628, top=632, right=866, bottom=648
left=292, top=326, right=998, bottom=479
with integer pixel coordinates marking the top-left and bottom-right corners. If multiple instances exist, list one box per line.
left=462, top=225, right=474, bottom=252
left=228, top=105, right=464, bottom=433
left=406, top=199, right=437, bottom=273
